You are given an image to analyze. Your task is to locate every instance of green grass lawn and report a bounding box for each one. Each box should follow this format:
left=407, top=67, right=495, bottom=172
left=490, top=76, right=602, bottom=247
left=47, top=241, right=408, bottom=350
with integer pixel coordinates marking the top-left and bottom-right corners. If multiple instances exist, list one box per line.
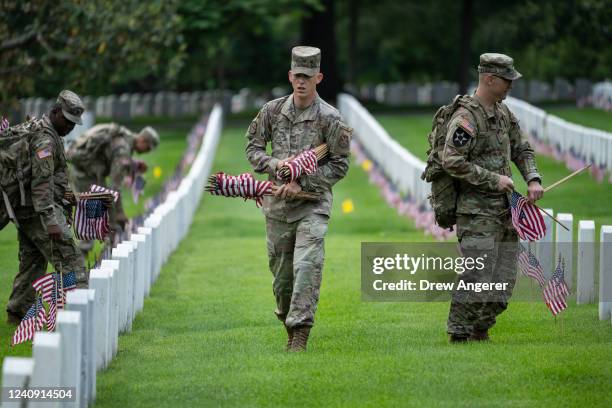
left=0, top=117, right=192, bottom=359
left=376, top=110, right=612, bottom=229
left=544, top=107, right=612, bottom=133
left=88, top=118, right=611, bottom=407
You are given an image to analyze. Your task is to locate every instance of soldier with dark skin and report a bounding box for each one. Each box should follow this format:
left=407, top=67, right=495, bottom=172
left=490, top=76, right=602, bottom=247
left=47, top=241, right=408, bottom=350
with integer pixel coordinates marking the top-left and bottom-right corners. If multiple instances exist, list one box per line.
left=246, top=46, right=351, bottom=352
left=7, top=90, right=88, bottom=324
left=441, top=53, right=544, bottom=342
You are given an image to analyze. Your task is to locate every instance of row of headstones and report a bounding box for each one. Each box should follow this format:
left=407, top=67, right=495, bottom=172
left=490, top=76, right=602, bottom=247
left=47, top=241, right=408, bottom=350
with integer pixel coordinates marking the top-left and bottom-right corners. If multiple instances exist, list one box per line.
left=592, top=81, right=612, bottom=112
left=345, top=78, right=593, bottom=107
left=530, top=211, right=612, bottom=321
left=1, top=105, right=224, bottom=408
left=505, top=96, right=612, bottom=175
left=338, top=93, right=429, bottom=206
left=16, top=87, right=289, bottom=124
left=16, top=91, right=231, bottom=124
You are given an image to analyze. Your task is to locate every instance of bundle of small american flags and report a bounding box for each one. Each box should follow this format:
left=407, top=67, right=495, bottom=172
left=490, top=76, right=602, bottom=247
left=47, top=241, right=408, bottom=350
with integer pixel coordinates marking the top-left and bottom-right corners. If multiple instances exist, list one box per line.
left=510, top=191, right=546, bottom=241
left=74, top=185, right=119, bottom=240
left=206, top=172, right=320, bottom=206
left=276, top=144, right=328, bottom=183
left=12, top=272, right=77, bottom=345
left=543, top=256, right=570, bottom=316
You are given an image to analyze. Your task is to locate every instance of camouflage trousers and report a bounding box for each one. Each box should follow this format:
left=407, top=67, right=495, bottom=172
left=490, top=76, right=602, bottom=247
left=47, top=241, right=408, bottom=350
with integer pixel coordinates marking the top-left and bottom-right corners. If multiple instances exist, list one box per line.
left=7, top=205, right=87, bottom=317
left=447, top=212, right=519, bottom=336
left=71, top=172, right=122, bottom=253
left=266, top=213, right=329, bottom=329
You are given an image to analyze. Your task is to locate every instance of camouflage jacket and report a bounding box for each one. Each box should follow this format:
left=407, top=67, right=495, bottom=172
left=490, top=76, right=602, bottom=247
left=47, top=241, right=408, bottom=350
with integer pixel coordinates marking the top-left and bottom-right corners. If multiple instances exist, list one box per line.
left=67, top=123, right=134, bottom=191
left=245, top=94, right=351, bottom=222
left=441, top=95, right=541, bottom=216
left=16, top=116, right=72, bottom=226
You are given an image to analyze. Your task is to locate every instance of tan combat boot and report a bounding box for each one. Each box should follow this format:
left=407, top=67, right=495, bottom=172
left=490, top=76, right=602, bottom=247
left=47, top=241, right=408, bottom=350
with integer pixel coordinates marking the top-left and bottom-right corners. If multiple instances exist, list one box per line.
left=288, top=326, right=311, bottom=352
left=285, top=325, right=294, bottom=351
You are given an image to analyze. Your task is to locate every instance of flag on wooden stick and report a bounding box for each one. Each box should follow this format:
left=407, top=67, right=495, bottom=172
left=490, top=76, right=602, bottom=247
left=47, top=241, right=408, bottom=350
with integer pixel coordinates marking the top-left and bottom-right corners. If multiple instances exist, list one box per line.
left=510, top=191, right=546, bottom=241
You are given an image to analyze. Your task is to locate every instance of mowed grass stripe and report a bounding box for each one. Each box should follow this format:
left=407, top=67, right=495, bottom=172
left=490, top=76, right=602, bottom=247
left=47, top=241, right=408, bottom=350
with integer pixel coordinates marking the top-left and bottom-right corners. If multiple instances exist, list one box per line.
left=94, top=118, right=611, bottom=408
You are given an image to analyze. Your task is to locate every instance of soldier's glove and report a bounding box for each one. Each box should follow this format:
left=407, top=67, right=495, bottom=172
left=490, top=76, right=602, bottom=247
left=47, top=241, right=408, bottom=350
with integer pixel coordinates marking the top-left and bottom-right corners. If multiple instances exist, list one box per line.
left=47, top=224, right=63, bottom=240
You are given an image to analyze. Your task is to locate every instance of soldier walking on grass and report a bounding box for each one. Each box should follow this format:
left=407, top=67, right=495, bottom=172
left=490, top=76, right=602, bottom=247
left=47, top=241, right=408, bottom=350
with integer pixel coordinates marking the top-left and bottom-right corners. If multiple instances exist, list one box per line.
left=246, top=46, right=352, bottom=351
left=440, top=53, right=544, bottom=342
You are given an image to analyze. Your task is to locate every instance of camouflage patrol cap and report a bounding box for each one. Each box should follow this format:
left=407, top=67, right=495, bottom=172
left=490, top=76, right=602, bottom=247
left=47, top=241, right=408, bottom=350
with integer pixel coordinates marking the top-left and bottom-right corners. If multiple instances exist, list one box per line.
left=478, top=53, right=522, bottom=81
left=56, top=90, right=85, bottom=125
left=291, top=46, right=321, bottom=77
left=139, top=126, right=159, bottom=148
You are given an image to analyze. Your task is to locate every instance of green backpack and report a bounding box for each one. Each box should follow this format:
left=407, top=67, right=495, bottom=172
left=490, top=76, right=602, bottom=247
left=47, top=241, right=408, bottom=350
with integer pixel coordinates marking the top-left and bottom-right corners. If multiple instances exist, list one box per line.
left=0, top=117, right=40, bottom=230
left=421, top=96, right=466, bottom=230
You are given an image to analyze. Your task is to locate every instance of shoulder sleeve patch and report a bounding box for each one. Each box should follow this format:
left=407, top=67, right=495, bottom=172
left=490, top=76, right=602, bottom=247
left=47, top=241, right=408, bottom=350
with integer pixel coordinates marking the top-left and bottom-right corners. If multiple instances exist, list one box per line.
left=457, top=117, right=475, bottom=136
left=37, top=147, right=53, bottom=159
left=452, top=128, right=472, bottom=147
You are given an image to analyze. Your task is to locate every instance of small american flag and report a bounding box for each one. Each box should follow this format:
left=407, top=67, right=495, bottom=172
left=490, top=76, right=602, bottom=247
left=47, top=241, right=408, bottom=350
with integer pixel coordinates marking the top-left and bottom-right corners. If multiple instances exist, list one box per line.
left=12, top=298, right=46, bottom=345
left=131, top=174, right=146, bottom=204
left=32, top=273, right=56, bottom=304
left=32, top=272, right=76, bottom=305
left=74, top=185, right=119, bottom=240
left=510, top=191, right=546, bottom=241
left=517, top=243, right=546, bottom=287
left=61, top=271, right=78, bottom=291
left=1, top=117, right=9, bottom=132
left=543, top=257, right=570, bottom=316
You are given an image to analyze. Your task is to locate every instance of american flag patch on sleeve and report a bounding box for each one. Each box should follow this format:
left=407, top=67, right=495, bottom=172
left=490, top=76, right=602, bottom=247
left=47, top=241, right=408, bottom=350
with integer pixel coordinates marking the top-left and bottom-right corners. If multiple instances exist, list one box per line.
left=458, top=118, right=475, bottom=136
left=37, top=147, right=52, bottom=159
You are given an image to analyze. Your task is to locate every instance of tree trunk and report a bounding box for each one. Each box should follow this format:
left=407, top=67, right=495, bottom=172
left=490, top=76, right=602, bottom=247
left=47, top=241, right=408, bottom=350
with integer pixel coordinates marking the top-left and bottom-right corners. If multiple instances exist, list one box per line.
left=301, top=0, right=342, bottom=102
left=347, top=0, right=360, bottom=87
left=458, top=0, right=474, bottom=94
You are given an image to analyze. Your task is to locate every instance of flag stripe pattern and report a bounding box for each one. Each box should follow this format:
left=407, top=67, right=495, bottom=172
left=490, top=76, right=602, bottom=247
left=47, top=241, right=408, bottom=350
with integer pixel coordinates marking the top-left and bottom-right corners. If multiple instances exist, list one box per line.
left=209, top=172, right=273, bottom=207
left=278, top=149, right=318, bottom=182
left=543, top=258, right=570, bottom=316
left=517, top=243, right=546, bottom=287
left=12, top=298, right=46, bottom=345
left=74, top=185, right=119, bottom=240
left=510, top=191, right=546, bottom=241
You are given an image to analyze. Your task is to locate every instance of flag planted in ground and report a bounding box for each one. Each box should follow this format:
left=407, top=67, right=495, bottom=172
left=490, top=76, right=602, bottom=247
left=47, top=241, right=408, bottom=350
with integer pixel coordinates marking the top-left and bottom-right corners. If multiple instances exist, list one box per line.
left=517, top=243, right=546, bottom=287
left=510, top=191, right=546, bottom=241
left=132, top=174, right=146, bottom=203
left=543, top=257, right=570, bottom=316
left=12, top=298, right=46, bottom=345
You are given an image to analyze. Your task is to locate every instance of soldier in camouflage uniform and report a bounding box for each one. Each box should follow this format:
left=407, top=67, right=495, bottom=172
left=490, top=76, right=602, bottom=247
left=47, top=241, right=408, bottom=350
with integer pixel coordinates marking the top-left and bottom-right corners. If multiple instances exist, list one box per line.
left=7, top=90, right=87, bottom=324
left=441, top=53, right=544, bottom=342
left=246, top=46, right=351, bottom=352
left=67, top=123, right=159, bottom=251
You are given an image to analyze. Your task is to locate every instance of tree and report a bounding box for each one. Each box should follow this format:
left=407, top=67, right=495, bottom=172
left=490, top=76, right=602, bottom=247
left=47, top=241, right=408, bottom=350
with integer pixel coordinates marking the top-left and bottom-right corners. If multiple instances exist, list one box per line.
left=0, top=0, right=185, bottom=110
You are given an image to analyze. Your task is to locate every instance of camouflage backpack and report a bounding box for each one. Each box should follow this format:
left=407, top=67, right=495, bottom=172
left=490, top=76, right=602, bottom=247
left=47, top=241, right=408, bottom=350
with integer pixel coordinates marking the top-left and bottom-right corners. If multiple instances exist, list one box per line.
left=420, top=95, right=480, bottom=230
left=0, top=117, right=40, bottom=230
